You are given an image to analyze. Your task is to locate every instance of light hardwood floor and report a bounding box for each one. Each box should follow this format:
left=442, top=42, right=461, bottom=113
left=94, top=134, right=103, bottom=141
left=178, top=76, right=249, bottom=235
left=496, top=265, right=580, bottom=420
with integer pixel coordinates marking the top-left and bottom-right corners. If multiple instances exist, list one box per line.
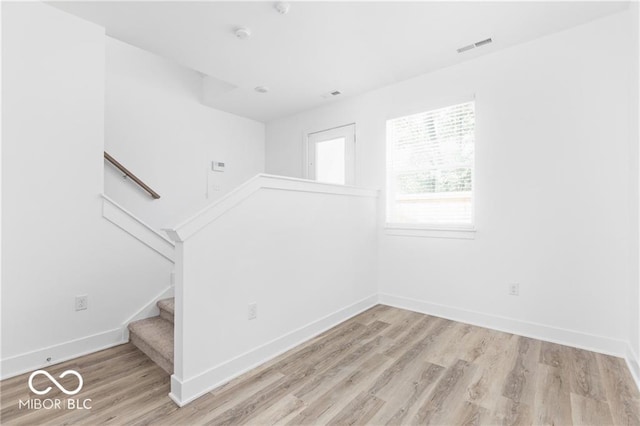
left=2, top=305, right=639, bottom=425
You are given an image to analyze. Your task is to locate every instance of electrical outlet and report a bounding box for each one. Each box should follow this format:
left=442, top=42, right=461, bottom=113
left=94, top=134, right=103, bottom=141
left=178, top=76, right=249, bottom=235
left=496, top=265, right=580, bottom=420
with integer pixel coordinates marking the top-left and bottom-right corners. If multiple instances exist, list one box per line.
left=248, top=303, right=257, bottom=320
left=75, top=295, right=88, bottom=311
left=508, top=283, right=520, bottom=296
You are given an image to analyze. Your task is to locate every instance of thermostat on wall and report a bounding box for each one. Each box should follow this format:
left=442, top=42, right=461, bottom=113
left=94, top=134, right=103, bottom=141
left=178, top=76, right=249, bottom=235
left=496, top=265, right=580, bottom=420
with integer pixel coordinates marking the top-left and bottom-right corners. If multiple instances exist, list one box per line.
left=212, top=161, right=226, bottom=172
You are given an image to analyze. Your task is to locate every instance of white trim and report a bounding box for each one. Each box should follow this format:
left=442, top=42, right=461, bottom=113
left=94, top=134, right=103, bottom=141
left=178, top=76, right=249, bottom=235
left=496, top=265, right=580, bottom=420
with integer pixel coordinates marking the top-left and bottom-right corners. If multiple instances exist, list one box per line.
left=0, top=328, right=126, bottom=380
left=164, top=174, right=379, bottom=242
left=102, top=194, right=175, bottom=262
left=168, top=294, right=378, bottom=406
left=385, top=225, right=476, bottom=240
left=625, top=343, right=640, bottom=392
left=121, top=286, right=175, bottom=341
left=378, top=293, right=628, bottom=358
left=306, top=123, right=356, bottom=186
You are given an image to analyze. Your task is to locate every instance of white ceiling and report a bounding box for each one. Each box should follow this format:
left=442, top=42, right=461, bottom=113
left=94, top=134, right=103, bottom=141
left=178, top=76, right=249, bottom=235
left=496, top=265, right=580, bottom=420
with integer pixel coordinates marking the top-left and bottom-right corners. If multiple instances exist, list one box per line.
left=51, top=1, right=628, bottom=123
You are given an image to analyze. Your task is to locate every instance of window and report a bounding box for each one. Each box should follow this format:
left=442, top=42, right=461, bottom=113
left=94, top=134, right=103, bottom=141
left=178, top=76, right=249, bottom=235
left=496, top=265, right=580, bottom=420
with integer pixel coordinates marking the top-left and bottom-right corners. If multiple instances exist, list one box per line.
left=386, top=101, right=475, bottom=228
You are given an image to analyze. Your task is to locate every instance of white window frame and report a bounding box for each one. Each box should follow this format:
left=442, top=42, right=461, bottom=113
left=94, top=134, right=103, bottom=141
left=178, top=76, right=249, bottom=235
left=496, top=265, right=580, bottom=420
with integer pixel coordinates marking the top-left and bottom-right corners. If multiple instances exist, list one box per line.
left=385, top=97, right=477, bottom=239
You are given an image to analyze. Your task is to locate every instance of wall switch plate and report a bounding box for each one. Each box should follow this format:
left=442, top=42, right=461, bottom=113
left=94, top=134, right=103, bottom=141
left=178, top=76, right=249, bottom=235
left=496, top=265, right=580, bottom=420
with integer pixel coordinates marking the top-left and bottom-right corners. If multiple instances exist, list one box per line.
left=508, top=283, right=520, bottom=296
left=75, top=295, right=88, bottom=311
left=248, top=303, right=257, bottom=320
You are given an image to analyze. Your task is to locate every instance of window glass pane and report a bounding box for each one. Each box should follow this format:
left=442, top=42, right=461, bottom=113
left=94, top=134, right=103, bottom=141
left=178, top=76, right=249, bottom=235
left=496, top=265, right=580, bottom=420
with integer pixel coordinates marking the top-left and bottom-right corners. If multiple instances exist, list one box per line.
left=316, top=137, right=346, bottom=184
left=387, top=101, right=475, bottom=225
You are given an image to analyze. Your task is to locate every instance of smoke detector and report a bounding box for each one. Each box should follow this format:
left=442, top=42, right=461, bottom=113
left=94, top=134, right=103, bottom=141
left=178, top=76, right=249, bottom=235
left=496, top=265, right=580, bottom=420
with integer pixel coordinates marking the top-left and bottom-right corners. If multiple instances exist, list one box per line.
left=274, top=2, right=290, bottom=15
left=254, top=86, right=269, bottom=93
left=457, top=37, right=493, bottom=53
left=235, top=27, right=251, bottom=40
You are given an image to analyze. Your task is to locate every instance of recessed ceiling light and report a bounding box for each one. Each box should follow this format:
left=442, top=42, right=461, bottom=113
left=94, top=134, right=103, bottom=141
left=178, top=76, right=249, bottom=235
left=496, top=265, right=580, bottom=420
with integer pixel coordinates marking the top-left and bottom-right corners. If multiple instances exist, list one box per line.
left=254, top=86, right=269, bottom=93
left=275, top=2, right=290, bottom=15
left=235, top=27, right=251, bottom=40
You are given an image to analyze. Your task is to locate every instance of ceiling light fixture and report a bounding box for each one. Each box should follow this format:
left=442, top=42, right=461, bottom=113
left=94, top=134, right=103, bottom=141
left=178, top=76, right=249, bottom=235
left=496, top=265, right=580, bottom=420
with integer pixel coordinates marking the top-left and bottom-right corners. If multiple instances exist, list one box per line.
left=254, top=86, right=269, bottom=93
left=274, top=2, right=290, bottom=15
left=235, top=27, right=251, bottom=40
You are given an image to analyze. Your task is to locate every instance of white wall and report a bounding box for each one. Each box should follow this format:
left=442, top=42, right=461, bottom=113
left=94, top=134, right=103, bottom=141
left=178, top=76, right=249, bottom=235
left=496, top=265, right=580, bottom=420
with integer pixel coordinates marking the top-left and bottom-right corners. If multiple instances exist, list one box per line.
left=1, top=2, right=174, bottom=378
left=104, top=38, right=265, bottom=230
left=267, top=11, right=636, bottom=357
left=632, top=0, right=640, bottom=379
left=169, top=176, right=378, bottom=405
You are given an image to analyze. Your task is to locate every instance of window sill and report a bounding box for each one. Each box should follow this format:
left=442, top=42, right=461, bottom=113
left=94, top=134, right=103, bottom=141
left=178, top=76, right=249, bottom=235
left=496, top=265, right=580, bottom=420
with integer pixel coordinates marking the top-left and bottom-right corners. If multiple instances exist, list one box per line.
left=384, top=224, right=476, bottom=240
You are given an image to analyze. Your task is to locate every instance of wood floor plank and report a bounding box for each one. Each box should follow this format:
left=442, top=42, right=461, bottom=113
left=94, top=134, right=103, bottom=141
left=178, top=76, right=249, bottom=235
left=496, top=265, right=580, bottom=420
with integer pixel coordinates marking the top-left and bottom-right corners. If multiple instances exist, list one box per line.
left=491, top=396, right=533, bottom=426
left=276, top=322, right=367, bottom=376
left=2, top=306, right=638, bottom=426
left=326, top=391, right=385, bottom=426
left=381, top=309, right=428, bottom=339
left=207, top=366, right=316, bottom=426
left=448, top=401, right=489, bottom=426
left=597, top=353, right=640, bottom=426
left=412, top=359, right=476, bottom=424
left=502, top=336, right=541, bottom=405
left=533, top=364, right=573, bottom=425
left=382, top=315, right=434, bottom=359
left=570, top=393, right=615, bottom=426
left=350, top=304, right=392, bottom=326
left=287, top=353, right=392, bottom=425
left=540, top=341, right=567, bottom=368
left=371, top=361, right=445, bottom=425
left=566, top=346, right=608, bottom=402
left=244, top=393, right=305, bottom=425
left=160, top=368, right=286, bottom=425
left=294, top=334, right=390, bottom=403
left=466, top=332, right=519, bottom=410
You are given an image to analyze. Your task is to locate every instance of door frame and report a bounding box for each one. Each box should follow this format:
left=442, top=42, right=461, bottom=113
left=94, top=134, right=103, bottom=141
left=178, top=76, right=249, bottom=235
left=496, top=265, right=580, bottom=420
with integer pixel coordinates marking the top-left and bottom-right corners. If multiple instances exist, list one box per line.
left=303, top=123, right=356, bottom=185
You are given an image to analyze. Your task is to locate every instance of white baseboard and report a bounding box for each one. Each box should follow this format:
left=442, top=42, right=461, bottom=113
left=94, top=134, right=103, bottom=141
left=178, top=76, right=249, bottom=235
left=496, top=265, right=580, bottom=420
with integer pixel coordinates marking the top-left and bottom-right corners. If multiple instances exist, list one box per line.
left=121, top=286, right=175, bottom=341
left=0, top=328, right=126, bottom=380
left=378, top=293, right=628, bottom=358
left=625, top=343, right=640, bottom=392
left=169, top=294, right=378, bottom=406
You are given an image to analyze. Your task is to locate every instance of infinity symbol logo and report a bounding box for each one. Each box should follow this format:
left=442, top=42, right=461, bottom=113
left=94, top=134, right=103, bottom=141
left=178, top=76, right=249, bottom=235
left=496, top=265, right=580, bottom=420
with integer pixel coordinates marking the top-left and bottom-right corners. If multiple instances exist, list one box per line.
left=28, top=370, right=83, bottom=396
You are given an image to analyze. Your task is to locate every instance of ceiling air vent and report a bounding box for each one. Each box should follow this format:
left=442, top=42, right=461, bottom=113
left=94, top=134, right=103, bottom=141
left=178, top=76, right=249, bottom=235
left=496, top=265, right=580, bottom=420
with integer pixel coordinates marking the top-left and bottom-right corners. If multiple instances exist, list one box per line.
left=475, top=38, right=493, bottom=47
left=323, top=90, right=342, bottom=99
left=457, top=37, right=493, bottom=54
left=456, top=44, right=475, bottom=53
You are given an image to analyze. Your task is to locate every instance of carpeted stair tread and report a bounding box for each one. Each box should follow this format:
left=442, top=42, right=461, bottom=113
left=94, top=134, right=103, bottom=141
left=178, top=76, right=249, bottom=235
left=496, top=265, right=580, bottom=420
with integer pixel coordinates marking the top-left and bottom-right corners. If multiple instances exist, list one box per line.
left=157, top=298, right=174, bottom=324
left=128, top=316, right=173, bottom=374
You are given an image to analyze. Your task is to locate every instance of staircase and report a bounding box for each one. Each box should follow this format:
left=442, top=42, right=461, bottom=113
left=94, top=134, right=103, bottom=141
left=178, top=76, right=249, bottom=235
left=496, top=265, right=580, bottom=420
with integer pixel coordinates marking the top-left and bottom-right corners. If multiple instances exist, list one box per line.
left=128, top=298, right=174, bottom=374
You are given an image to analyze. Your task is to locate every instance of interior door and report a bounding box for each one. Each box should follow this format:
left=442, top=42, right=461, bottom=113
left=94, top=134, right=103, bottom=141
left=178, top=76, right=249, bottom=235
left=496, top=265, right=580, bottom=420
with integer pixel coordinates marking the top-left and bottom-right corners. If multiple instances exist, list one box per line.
left=307, top=124, right=355, bottom=185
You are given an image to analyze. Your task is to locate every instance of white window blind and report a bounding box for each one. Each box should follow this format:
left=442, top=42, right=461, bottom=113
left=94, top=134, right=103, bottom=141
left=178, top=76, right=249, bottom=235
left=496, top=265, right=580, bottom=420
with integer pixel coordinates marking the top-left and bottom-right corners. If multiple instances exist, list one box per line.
left=386, top=101, right=475, bottom=226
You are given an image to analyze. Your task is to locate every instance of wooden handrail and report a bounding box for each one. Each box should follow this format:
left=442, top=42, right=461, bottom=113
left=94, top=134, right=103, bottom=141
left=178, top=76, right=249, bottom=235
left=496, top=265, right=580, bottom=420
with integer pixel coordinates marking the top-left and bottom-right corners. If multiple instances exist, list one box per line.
left=104, top=151, right=161, bottom=199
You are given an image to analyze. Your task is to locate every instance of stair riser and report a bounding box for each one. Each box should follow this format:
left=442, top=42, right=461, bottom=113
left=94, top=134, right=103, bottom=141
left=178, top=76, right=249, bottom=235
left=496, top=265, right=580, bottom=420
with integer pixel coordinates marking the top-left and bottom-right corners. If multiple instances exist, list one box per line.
left=159, top=308, right=174, bottom=324
left=130, top=332, right=173, bottom=375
